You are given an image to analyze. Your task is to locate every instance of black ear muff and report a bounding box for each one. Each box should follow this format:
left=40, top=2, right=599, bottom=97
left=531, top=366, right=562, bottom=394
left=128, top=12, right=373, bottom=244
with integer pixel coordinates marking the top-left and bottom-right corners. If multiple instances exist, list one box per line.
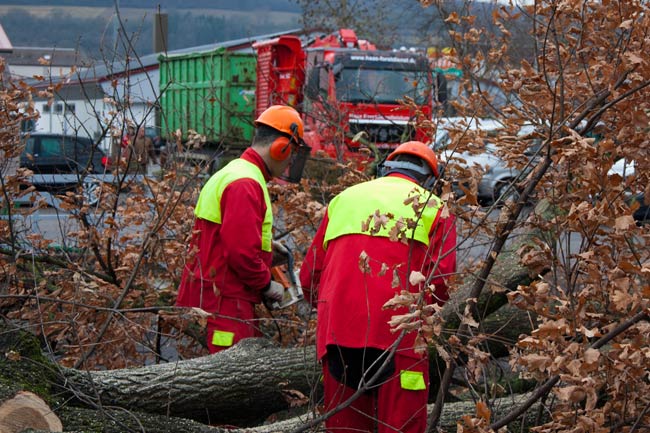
left=270, top=136, right=292, bottom=161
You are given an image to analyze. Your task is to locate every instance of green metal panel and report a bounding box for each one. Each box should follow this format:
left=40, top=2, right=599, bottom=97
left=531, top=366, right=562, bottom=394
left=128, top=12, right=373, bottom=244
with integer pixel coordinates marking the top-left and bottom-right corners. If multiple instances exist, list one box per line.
left=159, top=48, right=257, bottom=146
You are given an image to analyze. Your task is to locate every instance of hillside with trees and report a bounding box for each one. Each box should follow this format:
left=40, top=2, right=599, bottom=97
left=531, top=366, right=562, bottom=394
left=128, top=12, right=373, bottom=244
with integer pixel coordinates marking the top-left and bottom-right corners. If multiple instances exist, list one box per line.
left=0, top=1, right=301, bottom=59
left=0, top=0, right=478, bottom=59
left=0, top=0, right=300, bottom=11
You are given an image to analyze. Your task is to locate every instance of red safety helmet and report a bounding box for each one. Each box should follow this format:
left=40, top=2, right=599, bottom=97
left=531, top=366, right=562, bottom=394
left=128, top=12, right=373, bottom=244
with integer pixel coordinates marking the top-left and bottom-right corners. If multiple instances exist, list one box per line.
left=254, top=105, right=304, bottom=142
left=386, top=141, right=439, bottom=177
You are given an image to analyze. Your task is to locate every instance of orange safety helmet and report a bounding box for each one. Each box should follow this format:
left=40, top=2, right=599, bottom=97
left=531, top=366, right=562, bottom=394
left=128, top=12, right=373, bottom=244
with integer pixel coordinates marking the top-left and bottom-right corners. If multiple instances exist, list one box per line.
left=386, top=141, right=439, bottom=177
left=254, top=105, right=304, bottom=142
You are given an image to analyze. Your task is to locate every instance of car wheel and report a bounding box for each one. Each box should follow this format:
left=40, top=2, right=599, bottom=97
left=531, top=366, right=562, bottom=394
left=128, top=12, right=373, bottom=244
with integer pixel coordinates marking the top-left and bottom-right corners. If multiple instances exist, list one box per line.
left=82, top=179, right=101, bottom=206
left=493, top=179, right=520, bottom=205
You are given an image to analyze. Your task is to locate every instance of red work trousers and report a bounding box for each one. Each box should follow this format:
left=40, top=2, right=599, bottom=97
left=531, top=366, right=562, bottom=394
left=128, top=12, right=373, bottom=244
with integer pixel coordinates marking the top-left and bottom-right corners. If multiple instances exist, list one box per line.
left=205, top=297, right=261, bottom=353
left=322, top=353, right=429, bottom=433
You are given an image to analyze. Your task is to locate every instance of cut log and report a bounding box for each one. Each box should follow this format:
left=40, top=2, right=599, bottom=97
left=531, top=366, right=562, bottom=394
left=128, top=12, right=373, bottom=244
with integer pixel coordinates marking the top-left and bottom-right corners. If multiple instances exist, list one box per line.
left=481, top=303, right=535, bottom=357
left=61, top=319, right=538, bottom=428
left=0, top=391, right=62, bottom=433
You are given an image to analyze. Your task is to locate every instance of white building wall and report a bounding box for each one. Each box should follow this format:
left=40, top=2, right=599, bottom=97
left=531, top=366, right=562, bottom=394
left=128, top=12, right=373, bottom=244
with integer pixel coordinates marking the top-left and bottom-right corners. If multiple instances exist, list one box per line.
left=101, top=68, right=160, bottom=129
left=33, top=98, right=104, bottom=136
left=27, top=65, right=162, bottom=154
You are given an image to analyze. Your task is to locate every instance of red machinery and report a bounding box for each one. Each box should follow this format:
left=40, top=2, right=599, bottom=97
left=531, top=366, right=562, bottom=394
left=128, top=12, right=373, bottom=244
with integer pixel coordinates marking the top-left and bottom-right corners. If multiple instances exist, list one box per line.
left=253, top=29, right=436, bottom=165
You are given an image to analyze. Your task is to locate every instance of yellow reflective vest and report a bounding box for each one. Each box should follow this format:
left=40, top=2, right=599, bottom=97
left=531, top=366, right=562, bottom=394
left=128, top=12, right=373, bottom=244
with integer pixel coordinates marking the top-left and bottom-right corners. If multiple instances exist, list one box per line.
left=323, top=176, right=442, bottom=248
left=194, top=158, right=273, bottom=252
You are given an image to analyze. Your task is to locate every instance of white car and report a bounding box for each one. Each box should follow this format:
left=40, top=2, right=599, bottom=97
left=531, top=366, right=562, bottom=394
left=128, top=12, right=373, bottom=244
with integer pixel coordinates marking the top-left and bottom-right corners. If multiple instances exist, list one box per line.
left=608, top=158, right=648, bottom=223
left=608, top=158, right=635, bottom=178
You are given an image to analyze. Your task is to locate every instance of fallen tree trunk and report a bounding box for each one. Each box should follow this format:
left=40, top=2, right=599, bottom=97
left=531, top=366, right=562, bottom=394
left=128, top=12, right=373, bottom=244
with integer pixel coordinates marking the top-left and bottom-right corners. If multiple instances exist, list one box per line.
left=62, top=338, right=320, bottom=427
left=56, top=391, right=543, bottom=433
left=62, top=321, right=536, bottom=429
left=0, top=291, right=535, bottom=429
left=441, top=235, right=539, bottom=328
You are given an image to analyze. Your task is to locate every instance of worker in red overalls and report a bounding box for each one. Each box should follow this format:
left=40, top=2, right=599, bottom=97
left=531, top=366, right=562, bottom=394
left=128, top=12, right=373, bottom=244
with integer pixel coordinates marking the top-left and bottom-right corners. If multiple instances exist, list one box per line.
left=300, top=141, right=457, bottom=433
left=176, top=105, right=311, bottom=353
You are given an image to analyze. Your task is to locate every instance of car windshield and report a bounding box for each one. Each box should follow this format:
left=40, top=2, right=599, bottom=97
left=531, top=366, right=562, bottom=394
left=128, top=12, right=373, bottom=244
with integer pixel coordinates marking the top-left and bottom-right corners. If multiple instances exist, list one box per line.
left=335, top=67, right=429, bottom=105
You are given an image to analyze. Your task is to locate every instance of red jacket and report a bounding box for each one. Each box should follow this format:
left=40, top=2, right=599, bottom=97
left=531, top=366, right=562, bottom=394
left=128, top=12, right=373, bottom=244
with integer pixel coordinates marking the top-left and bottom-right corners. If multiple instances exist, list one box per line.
left=299, top=174, right=457, bottom=360
left=176, top=149, right=273, bottom=309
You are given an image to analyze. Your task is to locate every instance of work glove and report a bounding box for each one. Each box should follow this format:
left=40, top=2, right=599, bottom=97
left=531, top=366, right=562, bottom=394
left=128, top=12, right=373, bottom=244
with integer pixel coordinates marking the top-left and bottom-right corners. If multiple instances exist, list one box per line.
left=263, top=280, right=285, bottom=303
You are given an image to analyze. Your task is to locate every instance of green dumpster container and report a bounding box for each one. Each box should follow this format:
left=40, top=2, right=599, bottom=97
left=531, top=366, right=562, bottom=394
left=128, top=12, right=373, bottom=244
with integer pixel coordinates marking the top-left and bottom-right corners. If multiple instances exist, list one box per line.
left=159, top=48, right=257, bottom=149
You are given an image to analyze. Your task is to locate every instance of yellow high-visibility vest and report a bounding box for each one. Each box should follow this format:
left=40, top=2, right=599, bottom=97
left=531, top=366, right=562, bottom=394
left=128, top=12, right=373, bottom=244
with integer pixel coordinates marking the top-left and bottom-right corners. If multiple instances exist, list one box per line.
left=323, top=176, right=441, bottom=249
left=194, top=158, right=272, bottom=252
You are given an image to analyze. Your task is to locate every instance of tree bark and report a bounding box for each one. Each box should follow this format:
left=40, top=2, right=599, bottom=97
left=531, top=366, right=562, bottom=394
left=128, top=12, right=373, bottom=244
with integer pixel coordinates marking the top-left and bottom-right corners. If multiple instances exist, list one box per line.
left=62, top=338, right=321, bottom=427
left=61, top=320, right=537, bottom=429
left=55, top=391, right=543, bottom=433
left=440, top=239, right=539, bottom=328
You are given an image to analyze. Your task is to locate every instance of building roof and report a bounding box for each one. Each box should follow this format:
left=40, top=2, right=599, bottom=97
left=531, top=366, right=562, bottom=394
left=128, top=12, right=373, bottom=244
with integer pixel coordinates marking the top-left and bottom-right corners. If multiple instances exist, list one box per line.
left=19, top=28, right=307, bottom=90
left=3, top=46, right=90, bottom=67
left=0, top=23, right=12, bottom=53
left=88, top=28, right=303, bottom=81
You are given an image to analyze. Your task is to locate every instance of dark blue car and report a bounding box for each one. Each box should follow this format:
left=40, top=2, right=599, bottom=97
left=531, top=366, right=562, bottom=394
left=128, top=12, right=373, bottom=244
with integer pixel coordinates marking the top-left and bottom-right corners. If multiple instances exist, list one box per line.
left=20, top=133, right=108, bottom=174
left=19, top=133, right=110, bottom=205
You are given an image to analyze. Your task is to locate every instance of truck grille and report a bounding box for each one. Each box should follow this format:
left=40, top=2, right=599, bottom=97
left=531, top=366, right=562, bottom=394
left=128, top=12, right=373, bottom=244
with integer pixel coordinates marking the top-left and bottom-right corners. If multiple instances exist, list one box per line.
left=348, top=122, right=415, bottom=148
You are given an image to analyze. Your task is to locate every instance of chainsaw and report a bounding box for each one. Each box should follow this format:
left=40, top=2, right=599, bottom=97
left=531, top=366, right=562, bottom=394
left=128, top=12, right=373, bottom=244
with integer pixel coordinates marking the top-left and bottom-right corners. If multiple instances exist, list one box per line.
left=269, top=244, right=304, bottom=310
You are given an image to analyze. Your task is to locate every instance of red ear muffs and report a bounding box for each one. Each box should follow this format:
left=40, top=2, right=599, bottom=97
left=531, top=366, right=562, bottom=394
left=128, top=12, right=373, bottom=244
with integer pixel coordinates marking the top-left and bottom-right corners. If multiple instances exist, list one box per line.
left=269, top=136, right=292, bottom=161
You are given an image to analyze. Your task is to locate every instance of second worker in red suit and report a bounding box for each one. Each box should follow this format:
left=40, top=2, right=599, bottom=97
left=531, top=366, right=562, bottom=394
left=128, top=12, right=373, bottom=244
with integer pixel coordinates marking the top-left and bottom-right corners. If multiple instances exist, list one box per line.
left=299, top=141, right=457, bottom=433
left=176, top=105, right=311, bottom=353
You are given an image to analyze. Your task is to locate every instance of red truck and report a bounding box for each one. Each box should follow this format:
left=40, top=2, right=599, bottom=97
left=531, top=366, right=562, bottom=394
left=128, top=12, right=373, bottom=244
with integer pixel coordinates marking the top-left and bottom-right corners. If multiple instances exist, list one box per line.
left=159, top=29, right=439, bottom=171
left=253, top=29, right=437, bottom=165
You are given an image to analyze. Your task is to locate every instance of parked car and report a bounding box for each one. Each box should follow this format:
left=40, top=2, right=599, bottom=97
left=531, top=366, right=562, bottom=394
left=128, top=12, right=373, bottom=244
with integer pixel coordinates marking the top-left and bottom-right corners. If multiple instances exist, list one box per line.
left=608, top=158, right=648, bottom=223
left=630, top=193, right=649, bottom=223
left=433, top=118, right=538, bottom=204
left=20, top=132, right=109, bottom=174
left=432, top=117, right=504, bottom=148
left=475, top=143, right=533, bottom=203
left=19, top=133, right=111, bottom=205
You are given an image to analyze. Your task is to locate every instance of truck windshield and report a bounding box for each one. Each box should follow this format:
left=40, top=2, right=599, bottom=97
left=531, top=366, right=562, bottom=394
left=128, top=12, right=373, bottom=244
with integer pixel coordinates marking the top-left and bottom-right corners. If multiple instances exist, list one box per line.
left=335, top=67, right=430, bottom=105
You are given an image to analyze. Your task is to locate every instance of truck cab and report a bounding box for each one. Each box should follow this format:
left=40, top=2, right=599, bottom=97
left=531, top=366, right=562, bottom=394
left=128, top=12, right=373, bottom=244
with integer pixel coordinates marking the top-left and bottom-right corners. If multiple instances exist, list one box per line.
left=253, top=29, right=436, bottom=166
left=304, top=49, right=433, bottom=159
